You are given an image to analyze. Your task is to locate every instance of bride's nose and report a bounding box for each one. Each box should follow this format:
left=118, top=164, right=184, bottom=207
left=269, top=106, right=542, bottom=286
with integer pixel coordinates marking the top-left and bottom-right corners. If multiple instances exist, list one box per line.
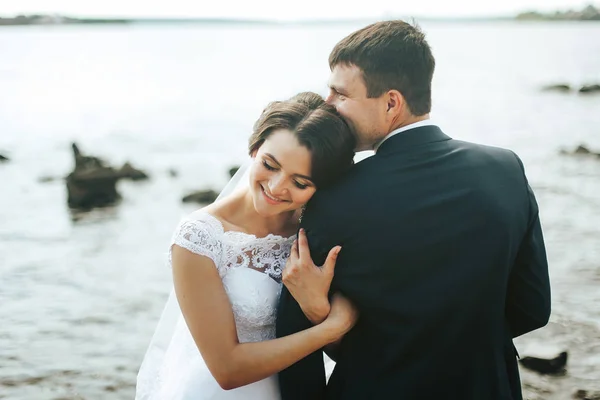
left=268, top=174, right=288, bottom=196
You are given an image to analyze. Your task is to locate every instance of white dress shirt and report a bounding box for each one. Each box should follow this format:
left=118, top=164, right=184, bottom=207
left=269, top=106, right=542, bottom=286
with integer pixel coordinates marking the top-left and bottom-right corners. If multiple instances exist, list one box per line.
left=373, top=119, right=436, bottom=153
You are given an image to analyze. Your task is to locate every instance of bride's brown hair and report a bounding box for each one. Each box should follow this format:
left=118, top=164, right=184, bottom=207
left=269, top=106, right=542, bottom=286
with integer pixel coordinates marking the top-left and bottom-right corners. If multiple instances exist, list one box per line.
left=248, top=92, right=355, bottom=189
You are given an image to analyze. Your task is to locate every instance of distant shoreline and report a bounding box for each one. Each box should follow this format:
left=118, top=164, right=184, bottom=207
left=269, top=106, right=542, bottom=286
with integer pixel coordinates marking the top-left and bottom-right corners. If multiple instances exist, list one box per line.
left=516, top=4, right=600, bottom=21
left=0, top=16, right=278, bottom=27
left=1, top=6, right=599, bottom=27
left=1, top=18, right=598, bottom=27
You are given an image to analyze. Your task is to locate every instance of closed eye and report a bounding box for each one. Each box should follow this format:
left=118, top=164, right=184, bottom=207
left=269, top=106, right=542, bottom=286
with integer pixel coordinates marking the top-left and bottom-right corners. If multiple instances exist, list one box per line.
left=263, top=159, right=312, bottom=190
left=329, top=87, right=347, bottom=100
left=262, top=161, right=277, bottom=171
left=294, top=181, right=308, bottom=190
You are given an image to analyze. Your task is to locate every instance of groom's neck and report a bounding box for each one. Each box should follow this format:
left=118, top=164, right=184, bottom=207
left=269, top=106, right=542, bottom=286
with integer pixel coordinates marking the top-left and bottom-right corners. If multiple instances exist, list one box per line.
left=388, top=113, right=430, bottom=134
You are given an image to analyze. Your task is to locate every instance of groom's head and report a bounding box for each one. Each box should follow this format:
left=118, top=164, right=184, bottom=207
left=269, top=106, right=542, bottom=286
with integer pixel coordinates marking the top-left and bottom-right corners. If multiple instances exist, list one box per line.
left=325, top=20, right=435, bottom=151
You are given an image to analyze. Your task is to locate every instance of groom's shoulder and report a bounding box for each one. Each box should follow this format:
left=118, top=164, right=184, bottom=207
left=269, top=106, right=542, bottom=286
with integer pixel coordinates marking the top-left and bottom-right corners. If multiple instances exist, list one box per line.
left=452, top=137, right=509, bottom=153
left=308, top=154, right=386, bottom=211
left=451, top=138, right=521, bottom=164
left=331, top=153, right=379, bottom=185
left=311, top=140, right=522, bottom=201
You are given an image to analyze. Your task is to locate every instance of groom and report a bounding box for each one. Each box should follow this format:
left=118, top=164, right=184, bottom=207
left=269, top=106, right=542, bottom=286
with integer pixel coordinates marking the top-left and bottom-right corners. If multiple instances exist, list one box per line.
left=276, top=20, right=551, bottom=400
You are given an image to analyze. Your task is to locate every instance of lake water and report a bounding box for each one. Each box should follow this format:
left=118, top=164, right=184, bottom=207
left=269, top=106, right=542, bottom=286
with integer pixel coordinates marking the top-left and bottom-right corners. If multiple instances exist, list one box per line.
left=1, top=20, right=599, bottom=399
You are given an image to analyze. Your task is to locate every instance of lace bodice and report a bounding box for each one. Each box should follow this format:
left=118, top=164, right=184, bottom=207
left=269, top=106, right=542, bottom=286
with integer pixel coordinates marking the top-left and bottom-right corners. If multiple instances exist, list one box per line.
left=170, top=211, right=295, bottom=343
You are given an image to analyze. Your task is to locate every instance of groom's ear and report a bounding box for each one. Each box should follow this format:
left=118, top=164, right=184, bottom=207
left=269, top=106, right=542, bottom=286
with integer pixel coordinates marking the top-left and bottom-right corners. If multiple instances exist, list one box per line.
left=386, top=90, right=404, bottom=114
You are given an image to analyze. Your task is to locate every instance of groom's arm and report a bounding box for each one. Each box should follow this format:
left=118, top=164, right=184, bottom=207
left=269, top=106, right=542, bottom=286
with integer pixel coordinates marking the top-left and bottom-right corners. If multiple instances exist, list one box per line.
left=276, top=212, right=329, bottom=399
left=302, top=227, right=347, bottom=361
left=276, top=285, right=327, bottom=400
left=506, top=157, right=551, bottom=338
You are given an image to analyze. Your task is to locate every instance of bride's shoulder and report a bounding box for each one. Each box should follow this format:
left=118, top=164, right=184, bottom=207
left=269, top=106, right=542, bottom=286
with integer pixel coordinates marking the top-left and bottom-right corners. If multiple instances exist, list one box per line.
left=174, top=208, right=225, bottom=239
left=170, top=209, right=226, bottom=266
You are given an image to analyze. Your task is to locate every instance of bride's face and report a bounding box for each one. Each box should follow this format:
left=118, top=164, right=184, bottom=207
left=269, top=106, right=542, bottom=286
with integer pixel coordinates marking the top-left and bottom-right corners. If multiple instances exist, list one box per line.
left=249, top=129, right=317, bottom=217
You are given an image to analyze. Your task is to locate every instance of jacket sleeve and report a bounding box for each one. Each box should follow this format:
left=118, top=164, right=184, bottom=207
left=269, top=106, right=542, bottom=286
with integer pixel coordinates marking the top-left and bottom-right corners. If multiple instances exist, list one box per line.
left=506, top=154, right=551, bottom=338
left=275, top=202, right=329, bottom=400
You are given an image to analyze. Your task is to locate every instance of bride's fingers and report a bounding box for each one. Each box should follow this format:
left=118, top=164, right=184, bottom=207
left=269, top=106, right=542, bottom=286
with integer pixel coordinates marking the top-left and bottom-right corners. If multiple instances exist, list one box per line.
left=290, top=239, right=299, bottom=261
left=298, top=229, right=312, bottom=264
left=323, top=246, right=342, bottom=276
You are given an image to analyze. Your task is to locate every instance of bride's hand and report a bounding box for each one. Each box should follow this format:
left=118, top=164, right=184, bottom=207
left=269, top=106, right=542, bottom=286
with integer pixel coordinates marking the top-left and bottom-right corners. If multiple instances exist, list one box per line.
left=324, top=293, right=359, bottom=339
left=282, top=229, right=341, bottom=324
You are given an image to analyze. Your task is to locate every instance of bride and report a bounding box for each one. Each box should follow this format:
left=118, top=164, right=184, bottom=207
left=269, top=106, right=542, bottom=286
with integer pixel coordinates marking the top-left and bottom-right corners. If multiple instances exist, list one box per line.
left=135, top=92, right=357, bottom=399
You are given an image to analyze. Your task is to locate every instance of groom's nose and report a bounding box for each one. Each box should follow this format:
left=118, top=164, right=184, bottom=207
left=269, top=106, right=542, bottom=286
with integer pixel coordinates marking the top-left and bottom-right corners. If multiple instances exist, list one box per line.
left=325, top=92, right=336, bottom=106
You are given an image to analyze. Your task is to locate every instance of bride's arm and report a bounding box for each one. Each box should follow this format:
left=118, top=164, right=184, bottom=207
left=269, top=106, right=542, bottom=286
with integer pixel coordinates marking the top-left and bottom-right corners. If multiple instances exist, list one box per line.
left=171, top=245, right=356, bottom=391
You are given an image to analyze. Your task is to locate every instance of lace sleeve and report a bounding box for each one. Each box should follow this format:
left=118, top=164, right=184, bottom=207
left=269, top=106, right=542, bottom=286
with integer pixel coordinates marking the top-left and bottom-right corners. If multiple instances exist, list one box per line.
left=169, top=218, right=223, bottom=269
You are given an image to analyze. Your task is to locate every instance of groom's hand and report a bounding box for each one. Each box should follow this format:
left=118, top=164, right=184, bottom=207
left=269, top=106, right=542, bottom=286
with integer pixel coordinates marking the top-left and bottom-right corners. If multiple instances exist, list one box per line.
left=282, top=228, right=341, bottom=325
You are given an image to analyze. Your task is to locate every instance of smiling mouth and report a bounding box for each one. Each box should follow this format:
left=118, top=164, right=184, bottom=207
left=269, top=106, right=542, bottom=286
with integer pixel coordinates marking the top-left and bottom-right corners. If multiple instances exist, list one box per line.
left=261, top=185, right=287, bottom=204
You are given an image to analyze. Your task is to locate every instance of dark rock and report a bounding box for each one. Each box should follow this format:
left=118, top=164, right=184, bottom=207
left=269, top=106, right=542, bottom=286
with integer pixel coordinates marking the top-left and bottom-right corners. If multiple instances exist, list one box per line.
left=182, top=189, right=219, bottom=204
left=579, top=84, right=600, bottom=94
left=228, top=165, right=241, bottom=178
left=65, top=143, right=151, bottom=209
left=66, top=143, right=121, bottom=210
left=118, top=162, right=149, bottom=181
left=574, top=145, right=593, bottom=155
left=574, top=389, right=600, bottom=399
left=38, top=175, right=61, bottom=183
left=72, top=143, right=107, bottom=170
left=67, top=169, right=121, bottom=210
left=542, top=84, right=571, bottom=92
left=518, top=351, right=567, bottom=375
left=0, top=153, right=9, bottom=162
left=168, top=168, right=178, bottom=178
left=560, top=144, right=600, bottom=158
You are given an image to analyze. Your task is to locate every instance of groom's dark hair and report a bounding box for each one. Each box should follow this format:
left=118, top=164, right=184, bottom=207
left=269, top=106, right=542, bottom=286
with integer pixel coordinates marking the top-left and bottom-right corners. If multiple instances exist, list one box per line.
left=329, top=20, right=435, bottom=116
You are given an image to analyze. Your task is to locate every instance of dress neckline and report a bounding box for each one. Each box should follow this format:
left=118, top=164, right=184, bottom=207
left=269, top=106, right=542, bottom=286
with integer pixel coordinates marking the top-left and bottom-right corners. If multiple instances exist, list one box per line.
left=196, top=210, right=297, bottom=242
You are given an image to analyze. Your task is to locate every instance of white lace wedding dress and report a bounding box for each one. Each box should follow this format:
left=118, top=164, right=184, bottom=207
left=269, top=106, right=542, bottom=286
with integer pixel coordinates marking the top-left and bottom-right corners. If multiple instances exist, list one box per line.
left=135, top=210, right=295, bottom=400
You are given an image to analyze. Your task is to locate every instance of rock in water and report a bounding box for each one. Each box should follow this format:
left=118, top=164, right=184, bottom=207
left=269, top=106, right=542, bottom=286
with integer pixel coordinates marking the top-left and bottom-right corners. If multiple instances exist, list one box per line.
left=542, top=84, right=572, bottom=92
left=0, top=153, right=9, bottom=162
left=518, top=351, right=568, bottom=374
left=574, top=389, right=600, bottom=400
left=38, top=175, right=60, bottom=183
left=228, top=165, right=241, bottom=178
left=72, top=143, right=107, bottom=170
left=182, top=190, right=219, bottom=204
left=67, top=170, right=121, bottom=209
left=118, top=162, right=149, bottom=181
left=579, top=84, right=600, bottom=94
left=66, top=143, right=120, bottom=209
left=559, top=144, right=600, bottom=158
left=65, top=143, right=151, bottom=209
left=574, top=145, right=593, bottom=154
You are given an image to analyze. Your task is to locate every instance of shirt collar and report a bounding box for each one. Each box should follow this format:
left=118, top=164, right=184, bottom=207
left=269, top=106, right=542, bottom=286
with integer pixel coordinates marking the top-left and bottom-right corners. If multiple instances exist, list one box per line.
left=373, top=119, right=436, bottom=153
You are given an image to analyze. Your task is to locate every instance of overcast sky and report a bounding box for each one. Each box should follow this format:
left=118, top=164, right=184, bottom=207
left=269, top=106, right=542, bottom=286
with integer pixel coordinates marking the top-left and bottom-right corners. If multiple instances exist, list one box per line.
left=1, top=0, right=595, bottom=20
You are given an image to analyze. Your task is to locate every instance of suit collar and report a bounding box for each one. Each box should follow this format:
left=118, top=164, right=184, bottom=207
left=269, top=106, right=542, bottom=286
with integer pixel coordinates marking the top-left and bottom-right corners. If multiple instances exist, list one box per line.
left=375, top=125, right=451, bottom=156
left=373, top=120, right=437, bottom=152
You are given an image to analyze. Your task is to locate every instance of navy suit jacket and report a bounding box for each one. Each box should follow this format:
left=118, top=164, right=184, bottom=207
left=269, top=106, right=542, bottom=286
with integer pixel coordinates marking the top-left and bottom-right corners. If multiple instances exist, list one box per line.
left=276, top=126, right=551, bottom=400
